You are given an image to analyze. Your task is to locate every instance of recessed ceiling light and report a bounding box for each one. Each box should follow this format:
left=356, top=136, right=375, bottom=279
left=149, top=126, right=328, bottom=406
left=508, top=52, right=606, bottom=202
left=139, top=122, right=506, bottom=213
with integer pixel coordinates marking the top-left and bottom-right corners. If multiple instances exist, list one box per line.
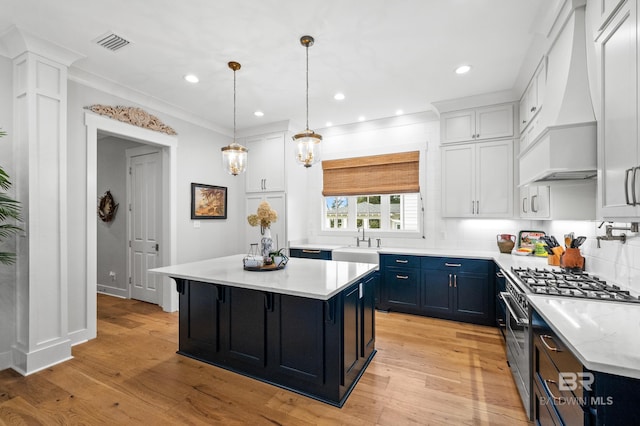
left=334, top=93, right=345, bottom=101
left=395, top=109, right=404, bottom=116
left=184, top=74, right=199, bottom=83
left=326, top=121, right=333, bottom=127
left=254, top=111, right=264, bottom=117
left=358, top=116, right=366, bottom=122
left=455, top=65, right=471, bottom=75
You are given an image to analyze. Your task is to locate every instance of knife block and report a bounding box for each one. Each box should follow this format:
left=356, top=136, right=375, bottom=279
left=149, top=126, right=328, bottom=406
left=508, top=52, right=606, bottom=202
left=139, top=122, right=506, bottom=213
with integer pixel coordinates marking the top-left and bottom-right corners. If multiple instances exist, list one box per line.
left=560, top=248, right=585, bottom=271
left=548, top=246, right=563, bottom=266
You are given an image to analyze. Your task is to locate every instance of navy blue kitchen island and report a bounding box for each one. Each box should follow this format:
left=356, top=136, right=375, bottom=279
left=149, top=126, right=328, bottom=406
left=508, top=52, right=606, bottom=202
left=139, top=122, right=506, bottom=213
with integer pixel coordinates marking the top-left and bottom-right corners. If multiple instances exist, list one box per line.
left=151, top=254, right=378, bottom=407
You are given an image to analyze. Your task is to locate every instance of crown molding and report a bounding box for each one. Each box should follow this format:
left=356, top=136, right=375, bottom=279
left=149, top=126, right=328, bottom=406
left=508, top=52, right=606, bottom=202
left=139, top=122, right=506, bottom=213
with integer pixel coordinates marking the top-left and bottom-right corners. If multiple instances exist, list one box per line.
left=0, top=25, right=84, bottom=66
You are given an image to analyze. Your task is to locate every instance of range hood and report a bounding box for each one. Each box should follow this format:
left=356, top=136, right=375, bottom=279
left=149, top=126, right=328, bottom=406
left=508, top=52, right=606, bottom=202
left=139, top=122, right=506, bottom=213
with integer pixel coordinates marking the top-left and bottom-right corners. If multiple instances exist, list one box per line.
left=519, top=1, right=597, bottom=186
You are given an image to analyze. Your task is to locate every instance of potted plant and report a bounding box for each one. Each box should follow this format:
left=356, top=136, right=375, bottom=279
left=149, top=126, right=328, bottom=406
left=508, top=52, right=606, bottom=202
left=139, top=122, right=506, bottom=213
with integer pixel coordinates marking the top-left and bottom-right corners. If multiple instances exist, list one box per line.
left=0, top=128, right=22, bottom=265
left=268, top=248, right=289, bottom=268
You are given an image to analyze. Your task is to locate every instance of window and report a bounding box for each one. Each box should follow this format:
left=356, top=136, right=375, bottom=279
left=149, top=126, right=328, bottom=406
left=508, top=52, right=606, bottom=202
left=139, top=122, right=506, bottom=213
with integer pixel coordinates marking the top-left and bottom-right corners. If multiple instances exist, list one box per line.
left=323, top=193, right=419, bottom=232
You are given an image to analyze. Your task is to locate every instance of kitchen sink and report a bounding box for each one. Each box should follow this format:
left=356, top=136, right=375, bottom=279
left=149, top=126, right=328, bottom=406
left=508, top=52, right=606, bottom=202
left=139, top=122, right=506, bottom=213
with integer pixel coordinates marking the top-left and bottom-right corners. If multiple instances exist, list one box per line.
left=331, top=246, right=380, bottom=264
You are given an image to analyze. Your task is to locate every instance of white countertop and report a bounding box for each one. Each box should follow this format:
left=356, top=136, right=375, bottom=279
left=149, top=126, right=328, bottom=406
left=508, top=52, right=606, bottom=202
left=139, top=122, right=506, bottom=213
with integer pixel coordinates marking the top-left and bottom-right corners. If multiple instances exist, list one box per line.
left=150, top=254, right=378, bottom=301
left=528, top=295, right=640, bottom=379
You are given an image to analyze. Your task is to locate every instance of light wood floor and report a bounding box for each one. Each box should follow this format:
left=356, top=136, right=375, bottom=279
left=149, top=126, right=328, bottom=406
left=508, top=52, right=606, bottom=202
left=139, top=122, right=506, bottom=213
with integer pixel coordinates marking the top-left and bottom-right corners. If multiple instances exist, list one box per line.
left=0, top=294, right=530, bottom=425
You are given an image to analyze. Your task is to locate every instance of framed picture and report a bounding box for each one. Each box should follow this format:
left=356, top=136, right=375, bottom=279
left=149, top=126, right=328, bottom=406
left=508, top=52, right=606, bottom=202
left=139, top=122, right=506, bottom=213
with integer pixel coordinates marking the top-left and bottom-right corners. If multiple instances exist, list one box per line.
left=191, top=183, right=227, bottom=219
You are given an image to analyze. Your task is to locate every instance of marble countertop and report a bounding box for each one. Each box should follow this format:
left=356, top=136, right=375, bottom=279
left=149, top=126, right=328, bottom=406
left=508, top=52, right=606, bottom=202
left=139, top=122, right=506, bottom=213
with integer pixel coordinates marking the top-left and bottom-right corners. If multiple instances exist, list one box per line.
left=150, top=254, right=378, bottom=301
left=289, top=243, right=348, bottom=251
left=528, top=295, right=640, bottom=379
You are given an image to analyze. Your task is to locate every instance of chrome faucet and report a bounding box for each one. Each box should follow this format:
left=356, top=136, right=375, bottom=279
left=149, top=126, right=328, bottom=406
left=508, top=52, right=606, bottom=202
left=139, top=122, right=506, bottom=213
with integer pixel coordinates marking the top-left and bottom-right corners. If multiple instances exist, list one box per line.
left=356, top=226, right=371, bottom=247
left=596, top=221, right=639, bottom=248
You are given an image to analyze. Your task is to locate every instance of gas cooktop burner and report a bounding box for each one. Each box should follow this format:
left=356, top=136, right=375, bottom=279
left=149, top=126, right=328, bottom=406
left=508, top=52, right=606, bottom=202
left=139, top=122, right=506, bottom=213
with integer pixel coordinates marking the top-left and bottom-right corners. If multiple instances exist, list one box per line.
left=511, top=267, right=640, bottom=303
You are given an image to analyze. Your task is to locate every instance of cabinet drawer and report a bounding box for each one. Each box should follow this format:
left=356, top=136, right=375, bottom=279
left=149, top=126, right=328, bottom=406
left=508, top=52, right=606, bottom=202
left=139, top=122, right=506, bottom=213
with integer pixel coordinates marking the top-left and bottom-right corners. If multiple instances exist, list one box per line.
left=420, top=257, right=490, bottom=274
left=289, top=248, right=332, bottom=260
left=535, top=332, right=583, bottom=397
left=381, top=254, right=420, bottom=269
left=535, top=344, right=585, bottom=424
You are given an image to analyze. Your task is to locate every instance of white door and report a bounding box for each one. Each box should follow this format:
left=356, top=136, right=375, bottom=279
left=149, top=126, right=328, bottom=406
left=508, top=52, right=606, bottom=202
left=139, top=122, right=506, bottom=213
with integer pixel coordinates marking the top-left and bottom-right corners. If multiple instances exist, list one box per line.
left=441, top=110, right=476, bottom=143
left=129, top=150, right=162, bottom=303
left=475, top=104, right=514, bottom=141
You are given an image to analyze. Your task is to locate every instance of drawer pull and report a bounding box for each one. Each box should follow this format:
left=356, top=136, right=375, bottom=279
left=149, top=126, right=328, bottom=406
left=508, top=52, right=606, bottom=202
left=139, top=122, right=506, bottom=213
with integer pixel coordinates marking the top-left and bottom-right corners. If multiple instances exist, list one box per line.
left=449, top=274, right=452, bottom=287
left=302, top=249, right=321, bottom=254
left=396, top=275, right=409, bottom=280
left=543, top=379, right=563, bottom=403
left=395, top=259, right=409, bottom=264
left=540, top=334, right=561, bottom=352
left=445, top=263, right=462, bottom=267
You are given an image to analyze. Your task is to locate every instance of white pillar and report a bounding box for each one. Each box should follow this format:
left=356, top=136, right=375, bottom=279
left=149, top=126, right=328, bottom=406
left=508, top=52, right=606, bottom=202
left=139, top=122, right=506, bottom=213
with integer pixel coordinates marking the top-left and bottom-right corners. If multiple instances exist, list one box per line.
left=2, top=27, right=83, bottom=374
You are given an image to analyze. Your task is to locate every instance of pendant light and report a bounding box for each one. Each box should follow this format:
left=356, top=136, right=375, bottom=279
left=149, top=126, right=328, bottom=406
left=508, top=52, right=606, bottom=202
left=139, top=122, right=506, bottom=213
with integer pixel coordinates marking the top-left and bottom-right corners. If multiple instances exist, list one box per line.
left=293, top=35, right=322, bottom=168
left=221, top=61, right=248, bottom=176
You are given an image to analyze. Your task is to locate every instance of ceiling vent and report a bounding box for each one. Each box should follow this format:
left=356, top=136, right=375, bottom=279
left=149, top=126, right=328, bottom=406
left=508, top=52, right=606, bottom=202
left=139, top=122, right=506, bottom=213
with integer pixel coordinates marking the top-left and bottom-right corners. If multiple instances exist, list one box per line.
left=93, top=32, right=131, bottom=52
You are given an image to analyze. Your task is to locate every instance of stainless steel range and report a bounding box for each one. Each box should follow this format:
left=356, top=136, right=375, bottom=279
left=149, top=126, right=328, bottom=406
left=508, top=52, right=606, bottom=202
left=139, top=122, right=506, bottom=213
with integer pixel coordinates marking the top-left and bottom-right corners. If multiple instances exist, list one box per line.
left=498, top=270, right=531, bottom=419
left=511, top=267, right=640, bottom=302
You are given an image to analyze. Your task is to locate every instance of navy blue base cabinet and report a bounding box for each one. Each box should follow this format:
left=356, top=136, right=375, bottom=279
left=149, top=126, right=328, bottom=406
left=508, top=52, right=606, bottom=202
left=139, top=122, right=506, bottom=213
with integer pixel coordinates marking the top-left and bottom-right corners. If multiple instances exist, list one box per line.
left=289, top=248, right=332, bottom=260
left=379, top=254, right=494, bottom=326
left=175, top=271, right=376, bottom=407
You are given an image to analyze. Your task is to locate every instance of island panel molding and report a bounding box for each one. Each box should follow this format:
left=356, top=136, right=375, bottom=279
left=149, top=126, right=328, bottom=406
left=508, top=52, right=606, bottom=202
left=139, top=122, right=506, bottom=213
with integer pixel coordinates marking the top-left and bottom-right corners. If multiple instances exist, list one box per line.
left=84, top=104, right=177, bottom=135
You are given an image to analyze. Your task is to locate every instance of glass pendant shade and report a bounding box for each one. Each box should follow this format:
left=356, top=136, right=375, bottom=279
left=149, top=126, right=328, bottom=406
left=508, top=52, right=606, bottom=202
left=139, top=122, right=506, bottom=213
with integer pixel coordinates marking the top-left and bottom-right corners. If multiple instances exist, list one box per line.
left=294, top=35, right=322, bottom=168
left=221, top=141, right=248, bottom=176
left=221, top=61, right=248, bottom=176
left=293, top=129, right=322, bottom=168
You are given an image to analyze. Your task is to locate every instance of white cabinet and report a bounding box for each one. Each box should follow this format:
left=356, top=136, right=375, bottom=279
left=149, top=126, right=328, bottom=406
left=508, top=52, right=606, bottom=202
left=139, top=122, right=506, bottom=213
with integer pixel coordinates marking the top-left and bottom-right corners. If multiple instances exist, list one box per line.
left=598, top=0, right=640, bottom=219
left=519, top=58, right=546, bottom=133
left=519, top=182, right=596, bottom=220
left=245, top=193, right=287, bottom=252
left=442, top=140, right=514, bottom=218
left=245, top=133, right=286, bottom=193
left=519, top=186, right=550, bottom=218
left=441, top=104, right=514, bottom=144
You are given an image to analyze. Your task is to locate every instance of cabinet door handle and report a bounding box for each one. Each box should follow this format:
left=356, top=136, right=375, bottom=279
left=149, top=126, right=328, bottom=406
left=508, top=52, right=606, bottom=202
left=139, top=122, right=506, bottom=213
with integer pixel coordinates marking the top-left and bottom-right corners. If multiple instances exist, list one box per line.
left=540, top=334, right=562, bottom=352
left=625, top=168, right=632, bottom=205
left=633, top=167, right=639, bottom=206
left=531, top=194, right=538, bottom=212
left=359, top=282, right=363, bottom=299
left=476, top=200, right=479, bottom=214
left=522, top=119, right=527, bottom=124
left=454, top=274, right=457, bottom=288
left=302, top=249, right=321, bottom=254
left=476, top=134, right=480, bottom=139
left=530, top=106, right=537, bottom=113
left=396, top=275, right=409, bottom=280
left=471, top=200, right=475, bottom=214
left=523, top=197, right=528, bottom=213
left=449, top=274, right=452, bottom=287
left=542, top=379, right=563, bottom=404
left=445, top=263, right=462, bottom=267
left=395, top=259, right=409, bottom=264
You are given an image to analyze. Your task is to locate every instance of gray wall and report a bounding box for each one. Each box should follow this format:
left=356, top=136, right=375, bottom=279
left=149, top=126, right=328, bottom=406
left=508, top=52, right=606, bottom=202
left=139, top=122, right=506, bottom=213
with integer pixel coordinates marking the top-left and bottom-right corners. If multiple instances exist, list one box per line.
left=96, top=136, right=142, bottom=297
left=66, top=80, right=245, bottom=335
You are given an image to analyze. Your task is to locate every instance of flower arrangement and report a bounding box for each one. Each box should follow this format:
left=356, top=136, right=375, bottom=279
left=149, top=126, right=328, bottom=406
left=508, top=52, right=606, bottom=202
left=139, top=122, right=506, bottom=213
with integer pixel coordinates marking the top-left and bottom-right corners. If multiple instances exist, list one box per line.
left=247, top=201, right=278, bottom=233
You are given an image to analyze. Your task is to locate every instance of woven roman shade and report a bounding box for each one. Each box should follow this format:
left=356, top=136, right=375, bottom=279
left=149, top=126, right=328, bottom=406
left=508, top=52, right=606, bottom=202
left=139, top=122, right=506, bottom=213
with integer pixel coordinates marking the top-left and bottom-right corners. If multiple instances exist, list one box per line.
left=322, top=151, right=420, bottom=196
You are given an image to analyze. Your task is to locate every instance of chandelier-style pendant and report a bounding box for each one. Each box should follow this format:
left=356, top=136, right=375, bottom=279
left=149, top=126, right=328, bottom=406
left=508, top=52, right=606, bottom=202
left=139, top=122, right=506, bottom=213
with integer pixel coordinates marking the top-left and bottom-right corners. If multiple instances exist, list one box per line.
left=293, top=35, right=322, bottom=168
left=221, top=61, right=248, bottom=176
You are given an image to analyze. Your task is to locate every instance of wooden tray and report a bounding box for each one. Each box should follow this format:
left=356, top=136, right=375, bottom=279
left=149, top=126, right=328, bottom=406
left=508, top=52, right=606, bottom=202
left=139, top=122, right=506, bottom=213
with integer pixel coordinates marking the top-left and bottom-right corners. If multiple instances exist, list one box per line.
left=243, top=263, right=286, bottom=272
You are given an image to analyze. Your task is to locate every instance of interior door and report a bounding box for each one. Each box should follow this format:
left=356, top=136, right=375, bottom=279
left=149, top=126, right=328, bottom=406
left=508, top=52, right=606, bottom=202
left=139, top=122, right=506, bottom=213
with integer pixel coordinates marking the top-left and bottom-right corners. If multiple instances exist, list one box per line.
left=129, top=150, right=162, bottom=303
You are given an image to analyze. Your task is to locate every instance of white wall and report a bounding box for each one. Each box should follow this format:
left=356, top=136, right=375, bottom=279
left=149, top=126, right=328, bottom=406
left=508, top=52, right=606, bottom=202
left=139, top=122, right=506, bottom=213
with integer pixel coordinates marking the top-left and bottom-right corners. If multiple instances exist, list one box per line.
left=0, top=54, right=16, bottom=368
left=96, top=136, right=143, bottom=297
left=66, top=80, right=245, bottom=336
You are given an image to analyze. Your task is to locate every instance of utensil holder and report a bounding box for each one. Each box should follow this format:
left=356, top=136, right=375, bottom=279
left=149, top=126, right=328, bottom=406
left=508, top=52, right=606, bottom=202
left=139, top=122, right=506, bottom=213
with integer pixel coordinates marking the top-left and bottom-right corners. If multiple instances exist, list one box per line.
left=560, top=248, right=585, bottom=271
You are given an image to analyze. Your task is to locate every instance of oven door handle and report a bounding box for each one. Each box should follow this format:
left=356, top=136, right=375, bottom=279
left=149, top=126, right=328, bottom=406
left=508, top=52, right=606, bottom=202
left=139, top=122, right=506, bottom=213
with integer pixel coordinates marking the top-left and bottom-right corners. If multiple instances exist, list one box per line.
left=499, top=292, right=528, bottom=326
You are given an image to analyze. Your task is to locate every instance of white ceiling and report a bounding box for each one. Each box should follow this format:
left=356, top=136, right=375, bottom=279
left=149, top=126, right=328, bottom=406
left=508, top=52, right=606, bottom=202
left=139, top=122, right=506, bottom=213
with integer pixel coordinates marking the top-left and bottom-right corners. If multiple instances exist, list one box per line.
left=0, top=0, right=553, bottom=134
